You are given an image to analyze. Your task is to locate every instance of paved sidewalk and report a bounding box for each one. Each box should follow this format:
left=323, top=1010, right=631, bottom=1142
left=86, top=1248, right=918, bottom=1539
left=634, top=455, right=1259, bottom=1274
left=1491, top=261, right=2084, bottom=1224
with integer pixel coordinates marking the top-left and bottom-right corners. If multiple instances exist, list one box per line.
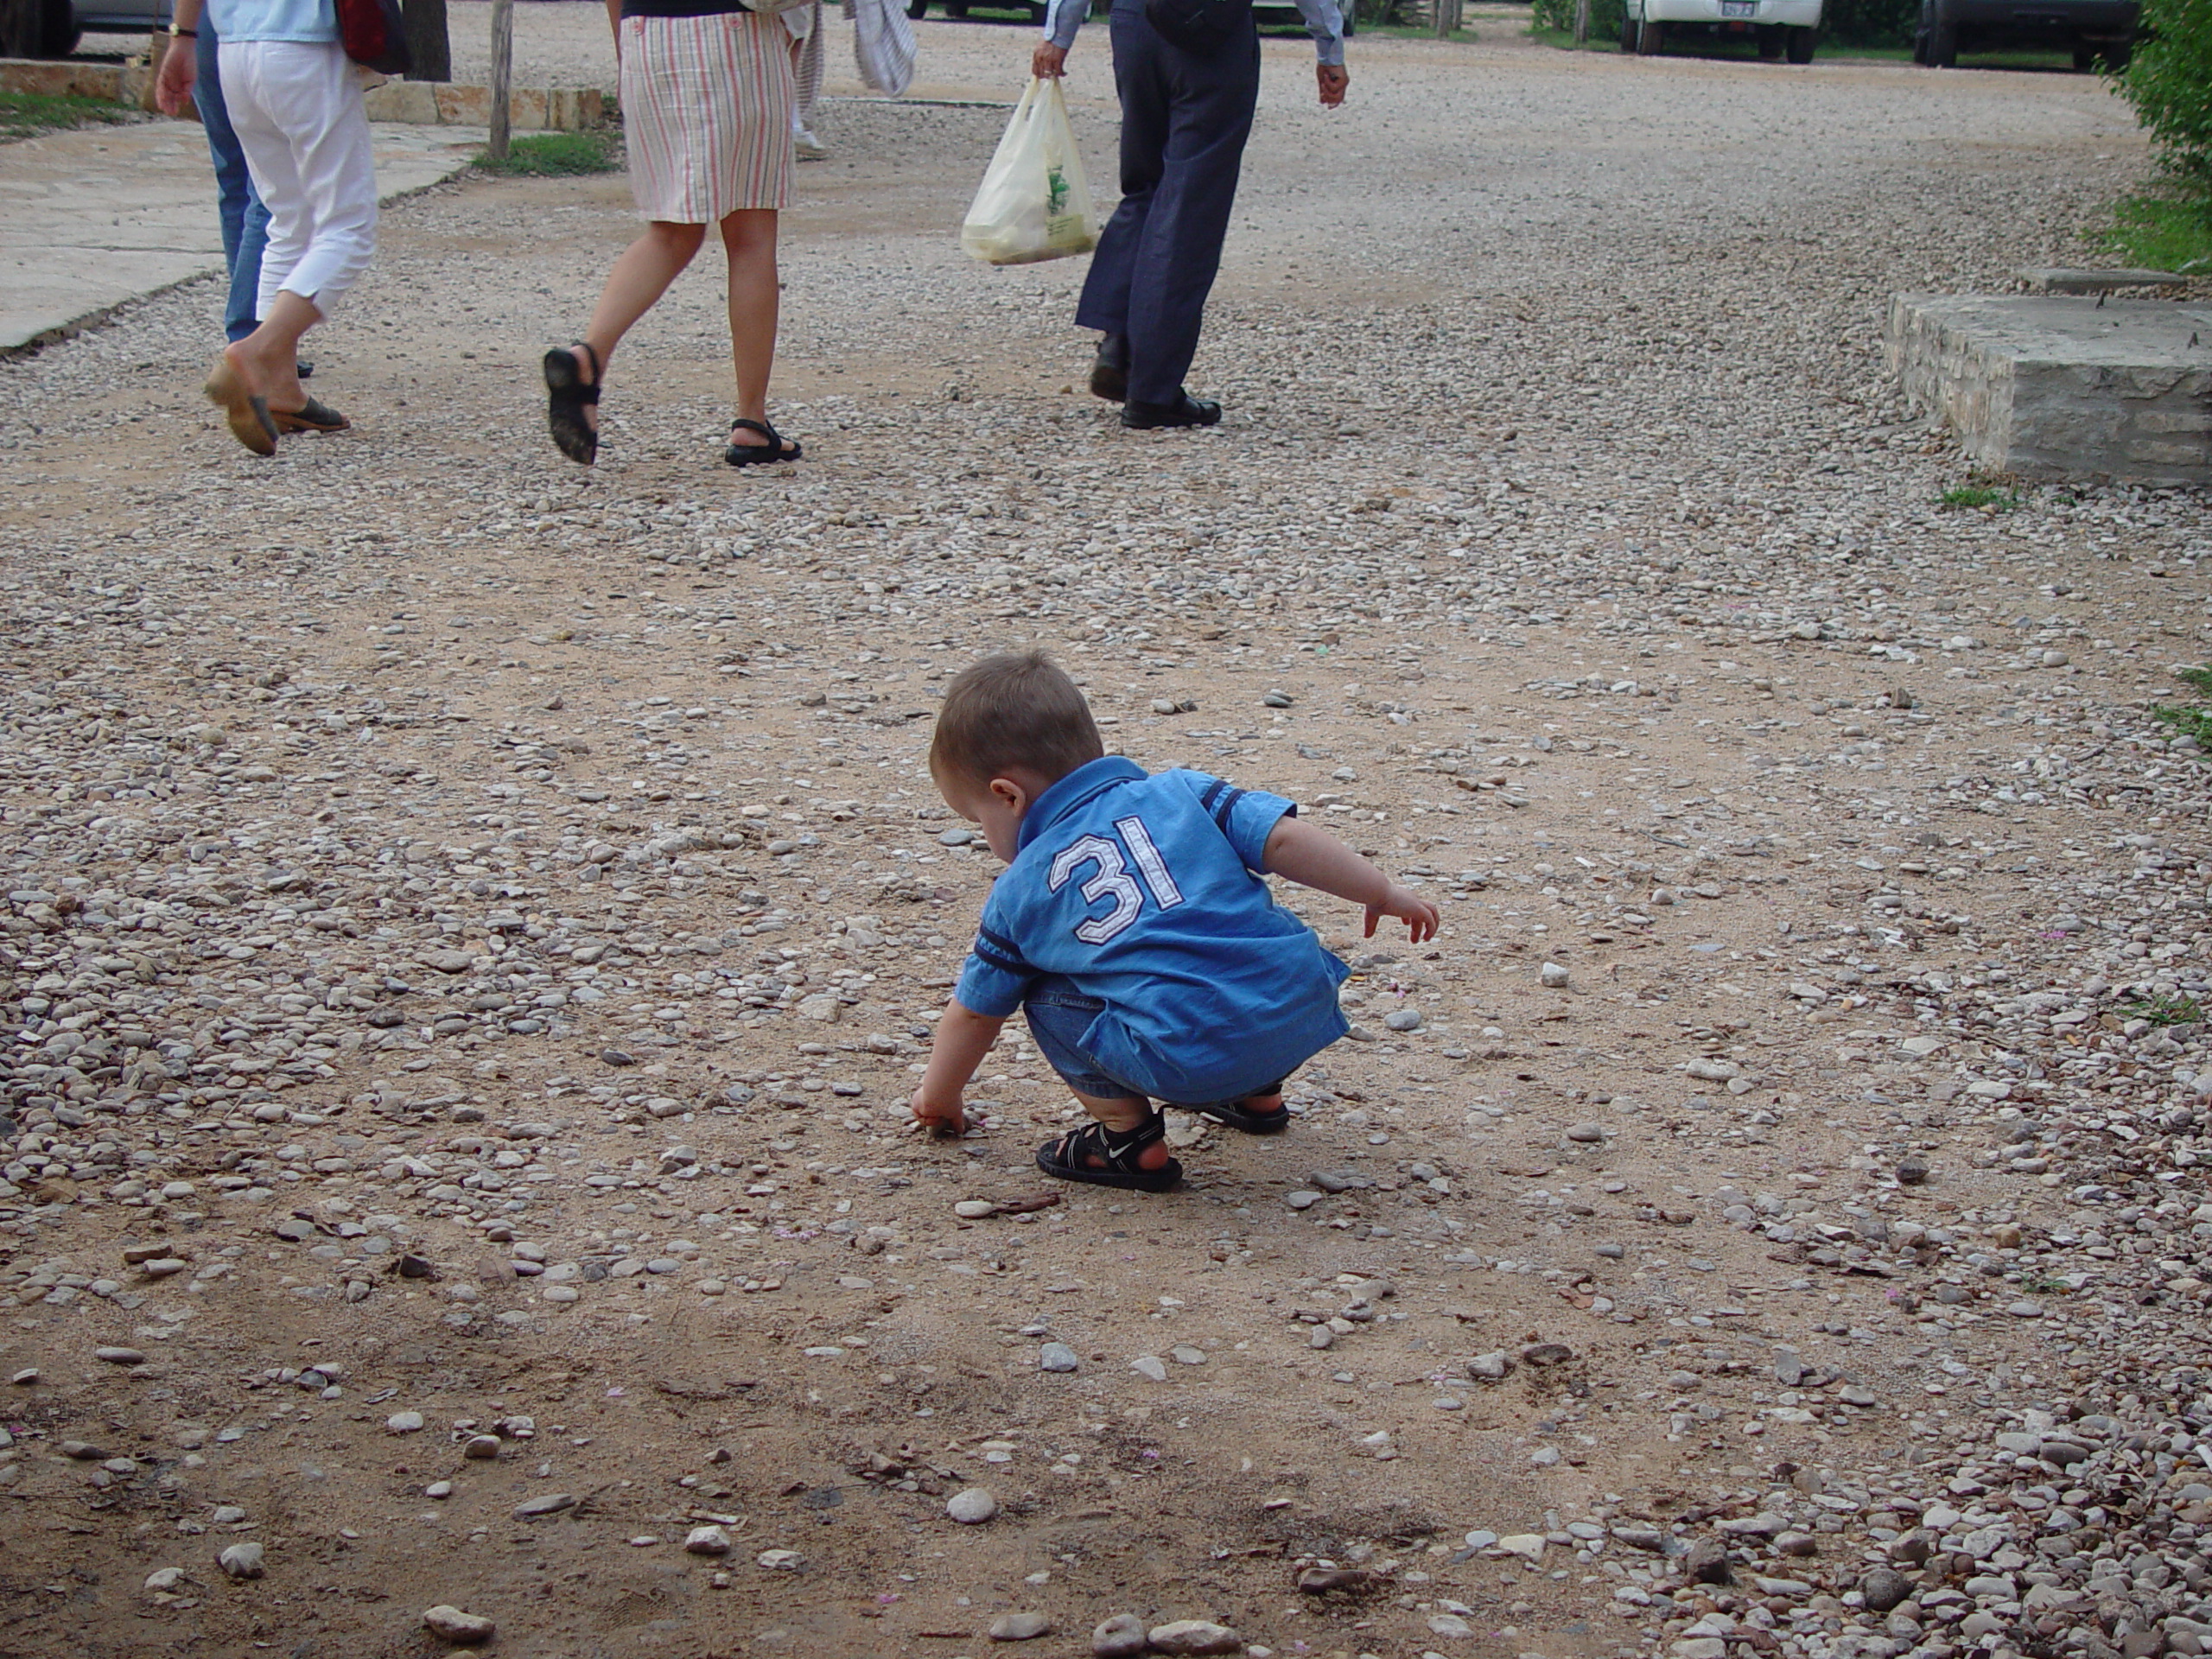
left=0, top=118, right=483, bottom=353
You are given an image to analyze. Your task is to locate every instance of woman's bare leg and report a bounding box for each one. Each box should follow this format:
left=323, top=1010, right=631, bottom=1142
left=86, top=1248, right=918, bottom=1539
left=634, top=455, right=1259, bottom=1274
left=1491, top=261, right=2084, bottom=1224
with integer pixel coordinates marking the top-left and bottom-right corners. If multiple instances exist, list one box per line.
left=720, top=207, right=780, bottom=446
left=568, top=219, right=709, bottom=433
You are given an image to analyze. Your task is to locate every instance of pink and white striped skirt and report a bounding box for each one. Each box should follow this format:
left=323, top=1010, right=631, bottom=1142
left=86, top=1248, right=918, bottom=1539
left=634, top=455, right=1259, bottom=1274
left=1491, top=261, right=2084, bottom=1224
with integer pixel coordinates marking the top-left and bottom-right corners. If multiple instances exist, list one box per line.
left=620, top=10, right=795, bottom=223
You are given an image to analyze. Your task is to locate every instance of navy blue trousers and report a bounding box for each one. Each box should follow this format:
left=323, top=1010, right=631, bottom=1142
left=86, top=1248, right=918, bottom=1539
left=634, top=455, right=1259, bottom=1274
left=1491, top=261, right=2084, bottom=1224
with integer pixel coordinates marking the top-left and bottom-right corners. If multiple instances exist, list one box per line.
left=1074, top=2, right=1261, bottom=406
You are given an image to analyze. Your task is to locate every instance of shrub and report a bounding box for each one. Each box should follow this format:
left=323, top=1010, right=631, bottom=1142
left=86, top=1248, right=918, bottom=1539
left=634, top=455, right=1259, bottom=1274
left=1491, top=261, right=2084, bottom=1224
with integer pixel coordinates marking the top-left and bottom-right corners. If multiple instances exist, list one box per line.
left=1821, top=0, right=1916, bottom=44
left=2114, top=0, right=2212, bottom=192
left=1532, top=0, right=1625, bottom=41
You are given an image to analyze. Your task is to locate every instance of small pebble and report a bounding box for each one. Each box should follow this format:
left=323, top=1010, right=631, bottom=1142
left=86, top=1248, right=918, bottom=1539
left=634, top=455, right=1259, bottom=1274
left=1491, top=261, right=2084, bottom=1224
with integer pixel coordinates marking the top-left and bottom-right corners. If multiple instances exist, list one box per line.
left=422, top=1605, right=497, bottom=1644
left=946, top=1487, right=999, bottom=1524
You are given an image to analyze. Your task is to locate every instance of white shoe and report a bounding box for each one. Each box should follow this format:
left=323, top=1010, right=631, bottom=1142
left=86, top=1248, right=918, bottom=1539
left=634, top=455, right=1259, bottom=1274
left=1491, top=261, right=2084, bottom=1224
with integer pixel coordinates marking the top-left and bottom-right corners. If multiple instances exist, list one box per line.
left=793, top=126, right=829, bottom=160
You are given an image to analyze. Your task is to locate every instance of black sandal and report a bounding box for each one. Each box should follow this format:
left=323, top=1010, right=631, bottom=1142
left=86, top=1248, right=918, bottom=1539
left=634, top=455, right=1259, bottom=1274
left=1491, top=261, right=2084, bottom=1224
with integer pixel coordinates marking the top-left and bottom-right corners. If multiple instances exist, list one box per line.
left=1036, top=1115, right=1182, bottom=1192
left=725, top=417, right=801, bottom=467
left=270, top=396, right=349, bottom=435
left=1181, top=1081, right=1289, bottom=1135
left=543, top=342, right=600, bottom=465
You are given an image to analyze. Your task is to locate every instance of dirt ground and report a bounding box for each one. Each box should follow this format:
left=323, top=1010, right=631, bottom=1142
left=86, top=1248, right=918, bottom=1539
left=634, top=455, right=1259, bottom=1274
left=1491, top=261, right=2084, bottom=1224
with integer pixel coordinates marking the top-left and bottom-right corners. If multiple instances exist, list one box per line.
left=3, top=19, right=2210, bottom=1659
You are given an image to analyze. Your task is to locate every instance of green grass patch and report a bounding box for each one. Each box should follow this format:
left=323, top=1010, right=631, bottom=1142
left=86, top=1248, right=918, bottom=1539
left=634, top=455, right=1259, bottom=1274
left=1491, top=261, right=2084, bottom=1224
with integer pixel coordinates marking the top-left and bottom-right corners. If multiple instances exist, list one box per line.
left=1939, top=484, right=2021, bottom=511
left=2122, top=992, right=2204, bottom=1027
left=2151, top=663, right=2212, bottom=752
left=0, top=90, right=145, bottom=145
left=2095, top=189, right=2212, bottom=275
left=475, top=127, right=624, bottom=178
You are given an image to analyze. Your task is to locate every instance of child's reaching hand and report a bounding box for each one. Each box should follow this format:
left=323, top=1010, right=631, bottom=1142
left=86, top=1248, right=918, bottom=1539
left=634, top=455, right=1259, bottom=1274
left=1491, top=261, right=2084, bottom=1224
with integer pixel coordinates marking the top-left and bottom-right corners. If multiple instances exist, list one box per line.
left=909, top=1085, right=967, bottom=1138
left=1366, top=882, right=1440, bottom=944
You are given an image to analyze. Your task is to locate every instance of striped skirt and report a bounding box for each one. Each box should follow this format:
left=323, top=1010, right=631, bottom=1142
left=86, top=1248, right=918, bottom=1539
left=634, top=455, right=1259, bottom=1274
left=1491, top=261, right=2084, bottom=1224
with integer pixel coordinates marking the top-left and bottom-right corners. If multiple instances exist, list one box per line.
left=620, top=10, right=795, bottom=223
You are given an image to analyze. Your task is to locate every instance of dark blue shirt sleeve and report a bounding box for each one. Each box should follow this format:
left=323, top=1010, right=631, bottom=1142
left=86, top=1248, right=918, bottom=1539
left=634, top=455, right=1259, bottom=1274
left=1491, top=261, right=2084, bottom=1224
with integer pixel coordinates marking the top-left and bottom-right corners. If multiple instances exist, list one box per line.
left=1186, top=772, right=1298, bottom=873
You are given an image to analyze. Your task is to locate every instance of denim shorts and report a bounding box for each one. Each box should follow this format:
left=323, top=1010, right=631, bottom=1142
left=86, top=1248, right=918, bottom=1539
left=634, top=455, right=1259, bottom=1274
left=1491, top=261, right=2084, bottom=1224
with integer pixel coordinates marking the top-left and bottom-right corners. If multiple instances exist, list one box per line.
left=1020, top=975, right=1285, bottom=1108
left=1022, top=977, right=1139, bottom=1102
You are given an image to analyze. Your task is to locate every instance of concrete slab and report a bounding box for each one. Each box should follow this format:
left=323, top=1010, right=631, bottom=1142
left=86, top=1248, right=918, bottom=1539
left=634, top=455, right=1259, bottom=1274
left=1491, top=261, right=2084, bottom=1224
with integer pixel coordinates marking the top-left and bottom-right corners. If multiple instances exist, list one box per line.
left=0, top=118, right=484, bottom=354
left=1885, top=293, right=2212, bottom=486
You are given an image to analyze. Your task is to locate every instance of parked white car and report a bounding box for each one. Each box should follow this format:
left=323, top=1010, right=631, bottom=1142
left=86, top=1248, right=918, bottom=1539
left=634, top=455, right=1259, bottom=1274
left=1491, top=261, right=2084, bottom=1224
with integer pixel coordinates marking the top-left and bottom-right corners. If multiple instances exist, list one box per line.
left=1622, top=0, right=1822, bottom=61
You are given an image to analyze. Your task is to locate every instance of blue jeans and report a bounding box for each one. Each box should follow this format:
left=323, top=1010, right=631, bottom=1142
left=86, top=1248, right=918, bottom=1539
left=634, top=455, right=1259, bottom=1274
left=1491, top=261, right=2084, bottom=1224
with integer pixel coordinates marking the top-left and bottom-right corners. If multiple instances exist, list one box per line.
left=1072, top=0, right=1261, bottom=406
left=196, top=21, right=270, bottom=343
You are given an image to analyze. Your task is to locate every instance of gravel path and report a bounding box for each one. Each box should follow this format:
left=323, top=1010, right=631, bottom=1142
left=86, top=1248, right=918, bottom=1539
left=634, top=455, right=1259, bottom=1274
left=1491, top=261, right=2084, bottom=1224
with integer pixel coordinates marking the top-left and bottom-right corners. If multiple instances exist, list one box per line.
left=3, top=33, right=2209, bottom=1659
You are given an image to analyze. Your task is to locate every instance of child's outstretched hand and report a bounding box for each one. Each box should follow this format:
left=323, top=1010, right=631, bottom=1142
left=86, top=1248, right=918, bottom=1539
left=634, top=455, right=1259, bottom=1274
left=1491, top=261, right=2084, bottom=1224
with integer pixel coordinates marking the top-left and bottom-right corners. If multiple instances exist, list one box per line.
left=1366, top=882, right=1440, bottom=944
left=909, top=1086, right=967, bottom=1138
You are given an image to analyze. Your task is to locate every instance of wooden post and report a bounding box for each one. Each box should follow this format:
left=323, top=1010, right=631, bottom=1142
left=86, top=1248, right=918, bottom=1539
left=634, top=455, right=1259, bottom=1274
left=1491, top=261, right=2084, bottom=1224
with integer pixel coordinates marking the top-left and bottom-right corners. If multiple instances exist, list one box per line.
left=488, top=0, right=512, bottom=162
left=403, top=0, right=451, bottom=81
left=1432, top=0, right=1447, bottom=35
left=1573, top=0, right=1590, bottom=42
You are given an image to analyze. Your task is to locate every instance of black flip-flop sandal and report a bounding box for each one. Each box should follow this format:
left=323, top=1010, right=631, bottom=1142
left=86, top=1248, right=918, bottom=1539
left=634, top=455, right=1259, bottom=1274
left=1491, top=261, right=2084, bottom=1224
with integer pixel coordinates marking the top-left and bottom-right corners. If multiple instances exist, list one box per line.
left=725, top=417, right=801, bottom=467
left=271, top=396, right=349, bottom=435
left=1183, top=1082, right=1289, bottom=1136
left=543, top=343, right=600, bottom=466
left=203, top=359, right=278, bottom=457
left=1036, top=1116, right=1182, bottom=1192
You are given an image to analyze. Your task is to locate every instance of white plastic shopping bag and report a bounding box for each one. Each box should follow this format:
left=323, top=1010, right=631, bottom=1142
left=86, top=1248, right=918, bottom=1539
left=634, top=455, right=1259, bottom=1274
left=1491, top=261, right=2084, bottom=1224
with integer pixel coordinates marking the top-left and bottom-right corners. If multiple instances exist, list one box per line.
left=959, top=78, right=1097, bottom=266
left=849, top=0, right=915, bottom=96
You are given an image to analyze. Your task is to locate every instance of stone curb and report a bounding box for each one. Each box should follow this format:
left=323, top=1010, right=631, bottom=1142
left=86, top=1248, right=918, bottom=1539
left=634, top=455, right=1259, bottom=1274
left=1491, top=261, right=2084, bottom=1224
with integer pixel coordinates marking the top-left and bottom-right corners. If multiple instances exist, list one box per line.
left=0, top=57, right=608, bottom=130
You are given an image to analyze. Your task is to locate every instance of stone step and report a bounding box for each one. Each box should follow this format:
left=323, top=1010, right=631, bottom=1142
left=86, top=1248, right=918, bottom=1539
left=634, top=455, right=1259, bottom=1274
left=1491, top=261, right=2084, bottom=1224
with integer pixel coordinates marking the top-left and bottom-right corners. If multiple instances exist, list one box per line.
left=1885, top=291, right=2212, bottom=486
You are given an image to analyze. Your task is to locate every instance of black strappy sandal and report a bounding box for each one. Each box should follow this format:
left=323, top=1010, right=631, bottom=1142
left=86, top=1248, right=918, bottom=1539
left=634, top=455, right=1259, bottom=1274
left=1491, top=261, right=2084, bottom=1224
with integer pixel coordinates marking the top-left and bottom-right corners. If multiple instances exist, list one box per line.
left=1181, top=1081, right=1289, bottom=1135
left=725, top=417, right=801, bottom=467
left=543, top=343, right=600, bottom=465
left=1036, top=1115, right=1182, bottom=1192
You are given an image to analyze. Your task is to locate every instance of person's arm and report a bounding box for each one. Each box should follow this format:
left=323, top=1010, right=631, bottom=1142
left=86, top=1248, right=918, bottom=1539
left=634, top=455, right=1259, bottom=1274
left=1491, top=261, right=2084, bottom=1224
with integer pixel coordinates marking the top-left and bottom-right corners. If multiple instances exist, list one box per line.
left=1293, top=0, right=1349, bottom=105
left=605, top=0, right=622, bottom=59
left=1262, top=814, right=1439, bottom=941
left=910, top=999, right=1007, bottom=1135
left=1032, top=0, right=1084, bottom=76
left=154, top=0, right=202, bottom=118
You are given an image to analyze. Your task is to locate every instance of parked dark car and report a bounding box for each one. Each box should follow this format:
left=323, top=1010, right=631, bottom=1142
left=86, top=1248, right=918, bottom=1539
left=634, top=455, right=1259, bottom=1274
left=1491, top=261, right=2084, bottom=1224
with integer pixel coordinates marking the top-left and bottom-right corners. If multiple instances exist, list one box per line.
left=1913, top=0, right=2137, bottom=67
left=0, top=0, right=168, bottom=59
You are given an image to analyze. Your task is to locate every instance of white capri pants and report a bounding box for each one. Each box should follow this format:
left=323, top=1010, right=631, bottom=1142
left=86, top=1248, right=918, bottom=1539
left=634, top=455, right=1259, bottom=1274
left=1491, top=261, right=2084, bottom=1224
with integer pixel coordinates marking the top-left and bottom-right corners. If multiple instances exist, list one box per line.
left=218, top=39, right=378, bottom=318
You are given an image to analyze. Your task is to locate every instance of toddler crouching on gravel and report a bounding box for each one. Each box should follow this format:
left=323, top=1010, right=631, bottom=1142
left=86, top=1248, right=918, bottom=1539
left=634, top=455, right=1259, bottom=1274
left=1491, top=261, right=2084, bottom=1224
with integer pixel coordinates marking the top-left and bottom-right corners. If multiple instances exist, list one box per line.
left=909, top=651, right=1440, bottom=1192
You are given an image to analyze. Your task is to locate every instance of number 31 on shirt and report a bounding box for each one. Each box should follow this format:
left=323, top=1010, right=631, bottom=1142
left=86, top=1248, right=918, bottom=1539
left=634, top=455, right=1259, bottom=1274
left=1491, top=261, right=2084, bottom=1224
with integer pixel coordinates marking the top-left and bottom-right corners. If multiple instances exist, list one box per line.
left=1046, top=817, right=1183, bottom=944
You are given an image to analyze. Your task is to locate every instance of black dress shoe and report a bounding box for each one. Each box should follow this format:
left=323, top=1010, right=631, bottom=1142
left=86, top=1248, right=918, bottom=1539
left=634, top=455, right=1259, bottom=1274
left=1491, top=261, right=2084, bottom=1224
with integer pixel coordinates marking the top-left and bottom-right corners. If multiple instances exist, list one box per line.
left=1090, top=334, right=1128, bottom=403
left=1122, top=391, right=1221, bottom=429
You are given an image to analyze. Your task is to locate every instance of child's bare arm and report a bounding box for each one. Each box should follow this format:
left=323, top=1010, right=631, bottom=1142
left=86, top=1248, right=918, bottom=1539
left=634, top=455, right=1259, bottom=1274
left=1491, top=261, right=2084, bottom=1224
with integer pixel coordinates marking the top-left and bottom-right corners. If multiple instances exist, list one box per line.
left=910, top=999, right=1006, bottom=1135
left=1262, top=815, right=1440, bottom=942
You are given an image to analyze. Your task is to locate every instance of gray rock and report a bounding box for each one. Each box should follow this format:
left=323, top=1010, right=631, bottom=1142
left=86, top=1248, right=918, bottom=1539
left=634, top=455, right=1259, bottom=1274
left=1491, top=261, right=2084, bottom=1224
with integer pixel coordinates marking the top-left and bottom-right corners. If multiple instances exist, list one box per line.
left=512, top=1492, right=575, bottom=1519
left=1093, top=1613, right=1149, bottom=1658
left=217, top=1541, right=265, bottom=1580
left=684, top=1525, right=733, bottom=1555
left=1383, top=1007, right=1422, bottom=1032
left=1540, top=961, right=1570, bottom=988
left=423, top=1605, right=497, bottom=1644
left=1861, top=1567, right=1914, bottom=1612
left=93, top=1345, right=145, bottom=1365
left=1130, top=1355, right=1168, bottom=1382
left=946, top=1487, right=999, bottom=1524
left=1685, top=1535, right=1732, bottom=1585
left=988, top=1611, right=1052, bottom=1641
left=1039, top=1342, right=1079, bottom=1373
left=1147, top=1619, right=1243, bottom=1656
left=386, top=1410, right=426, bottom=1433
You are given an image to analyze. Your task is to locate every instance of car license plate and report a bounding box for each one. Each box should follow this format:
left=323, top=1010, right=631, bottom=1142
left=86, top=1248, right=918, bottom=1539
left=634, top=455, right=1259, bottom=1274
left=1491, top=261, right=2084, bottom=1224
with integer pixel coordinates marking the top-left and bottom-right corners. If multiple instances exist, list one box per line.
left=1721, top=3, right=1755, bottom=15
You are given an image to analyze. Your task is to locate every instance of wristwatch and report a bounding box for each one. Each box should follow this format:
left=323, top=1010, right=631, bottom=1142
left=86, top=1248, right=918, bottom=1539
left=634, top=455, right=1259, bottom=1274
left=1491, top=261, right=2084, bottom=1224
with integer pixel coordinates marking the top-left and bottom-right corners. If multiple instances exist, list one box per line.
left=168, top=22, right=197, bottom=34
